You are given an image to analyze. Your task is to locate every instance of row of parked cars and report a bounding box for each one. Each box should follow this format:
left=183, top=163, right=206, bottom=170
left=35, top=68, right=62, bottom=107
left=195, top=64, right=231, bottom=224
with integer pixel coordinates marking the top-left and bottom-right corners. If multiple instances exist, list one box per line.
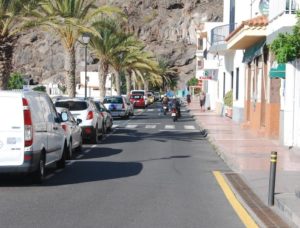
left=0, top=90, right=144, bottom=184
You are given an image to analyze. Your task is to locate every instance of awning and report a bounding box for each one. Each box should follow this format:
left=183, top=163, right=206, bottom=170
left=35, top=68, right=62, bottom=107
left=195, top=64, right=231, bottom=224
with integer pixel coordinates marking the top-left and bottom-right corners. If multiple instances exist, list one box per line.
left=269, top=63, right=286, bottom=79
left=242, top=39, right=266, bottom=63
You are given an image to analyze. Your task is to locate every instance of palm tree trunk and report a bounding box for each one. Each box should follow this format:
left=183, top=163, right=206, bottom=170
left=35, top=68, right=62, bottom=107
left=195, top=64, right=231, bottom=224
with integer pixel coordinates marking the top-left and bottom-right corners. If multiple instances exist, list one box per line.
left=0, top=38, right=14, bottom=89
left=99, top=61, right=109, bottom=101
left=125, top=71, right=131, bottom=95
left=144, top=80, right=149, bottom=92
left=64, top=46, right=76, bottom=97
left=115, top=71, right=121, bottom=96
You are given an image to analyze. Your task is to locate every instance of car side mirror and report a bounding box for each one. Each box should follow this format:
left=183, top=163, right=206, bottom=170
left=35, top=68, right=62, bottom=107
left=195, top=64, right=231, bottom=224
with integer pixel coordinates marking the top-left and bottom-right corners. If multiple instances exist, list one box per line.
left=76, top=118, right=82, bottom=125
left=54, top=116, right=61, bottom=123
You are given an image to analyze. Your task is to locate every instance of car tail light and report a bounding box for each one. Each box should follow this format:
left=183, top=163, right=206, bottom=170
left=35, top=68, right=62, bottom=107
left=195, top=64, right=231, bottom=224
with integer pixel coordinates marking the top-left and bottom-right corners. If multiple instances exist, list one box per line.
left=61, top=124, right=67, bottom=132
left=86, top=111, right=93, bottom=120
left=23, top=98, right=33, bottom=147
left=85, top=127, right=92, bottom=134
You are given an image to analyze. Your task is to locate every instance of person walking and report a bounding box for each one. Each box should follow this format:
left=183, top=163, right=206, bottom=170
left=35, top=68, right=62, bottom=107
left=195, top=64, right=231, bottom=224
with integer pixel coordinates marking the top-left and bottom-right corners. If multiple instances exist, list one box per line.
left=186, top=94, right=191, bottom=106
left=199, top=92, right=206, bottom=111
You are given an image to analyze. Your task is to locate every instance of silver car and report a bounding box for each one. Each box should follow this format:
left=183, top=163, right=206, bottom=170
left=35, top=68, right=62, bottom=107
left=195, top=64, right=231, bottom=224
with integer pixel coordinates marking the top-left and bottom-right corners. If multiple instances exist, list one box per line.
left=56, top=107, right=83, bottom=159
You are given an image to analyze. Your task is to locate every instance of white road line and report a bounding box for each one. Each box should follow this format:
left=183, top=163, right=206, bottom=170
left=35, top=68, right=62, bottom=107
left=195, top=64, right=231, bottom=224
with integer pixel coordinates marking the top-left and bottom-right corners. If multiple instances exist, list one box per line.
left=165, top=125, right=175, bottom=129
left=66, top=161, right=75, bottom=166
left=112, top=125, right=119, bottom=128
left=127, top=123, right=161, bottom=125
left=184, top=125, right=196, bottom=130
left=145, top=125, right=156, bottom=129
left=125, top=124, right=138, bottom=129
left=159, top=129, right=200, bottom=132
left=92, top=145, right=97, bottom=148
left=147, top=109, right=154, bottom=112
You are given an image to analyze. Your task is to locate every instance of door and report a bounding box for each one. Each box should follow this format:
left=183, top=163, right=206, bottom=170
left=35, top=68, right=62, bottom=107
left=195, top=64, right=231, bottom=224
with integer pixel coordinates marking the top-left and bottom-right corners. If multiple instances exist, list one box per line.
left=0, top=95, right=24, bottom=166
left=40, top=95, right=64, bottom=163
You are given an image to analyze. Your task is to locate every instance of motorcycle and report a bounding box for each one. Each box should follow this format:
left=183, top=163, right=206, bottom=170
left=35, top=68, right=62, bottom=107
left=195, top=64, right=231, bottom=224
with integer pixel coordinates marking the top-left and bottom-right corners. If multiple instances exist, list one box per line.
left=171, top=105, right=178, bottom=122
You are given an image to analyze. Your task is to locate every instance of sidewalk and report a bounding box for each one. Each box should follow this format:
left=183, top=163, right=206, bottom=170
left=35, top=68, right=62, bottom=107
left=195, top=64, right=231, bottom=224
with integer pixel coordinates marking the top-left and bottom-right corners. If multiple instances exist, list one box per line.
left=187, top=98, right=300, bottom=227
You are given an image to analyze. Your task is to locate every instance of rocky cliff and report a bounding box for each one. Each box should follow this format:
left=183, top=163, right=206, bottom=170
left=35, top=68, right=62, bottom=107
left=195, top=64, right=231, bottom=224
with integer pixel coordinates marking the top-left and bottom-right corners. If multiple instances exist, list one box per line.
left=12, top=0, right=223, bottom=87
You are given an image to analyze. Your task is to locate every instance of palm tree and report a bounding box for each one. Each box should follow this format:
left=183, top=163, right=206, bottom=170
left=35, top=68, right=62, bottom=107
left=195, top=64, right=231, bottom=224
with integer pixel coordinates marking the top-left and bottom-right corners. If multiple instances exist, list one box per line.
left=33, top=0, right=122, bottom=97
left=88, top=19, right=126, bottom=100
left=0, top=0, right=39, bottom=89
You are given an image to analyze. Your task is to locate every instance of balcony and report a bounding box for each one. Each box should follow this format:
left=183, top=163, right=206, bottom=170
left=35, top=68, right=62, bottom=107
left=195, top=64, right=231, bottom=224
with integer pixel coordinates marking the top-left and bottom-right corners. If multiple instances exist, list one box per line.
left=267, top=0, right=300, bottom=44
left=210, top=24, right=237, bottom=53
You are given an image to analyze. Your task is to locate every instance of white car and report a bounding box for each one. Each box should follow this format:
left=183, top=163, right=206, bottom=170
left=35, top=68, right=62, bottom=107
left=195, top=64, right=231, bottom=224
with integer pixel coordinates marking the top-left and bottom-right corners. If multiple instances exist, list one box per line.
left=103, top=96, right=131, bottom=119
left=0, top=90, right=67, bottom=183
left=55, top=98, right=105, bottom=144
left=56, top=107, right=83, bottom=159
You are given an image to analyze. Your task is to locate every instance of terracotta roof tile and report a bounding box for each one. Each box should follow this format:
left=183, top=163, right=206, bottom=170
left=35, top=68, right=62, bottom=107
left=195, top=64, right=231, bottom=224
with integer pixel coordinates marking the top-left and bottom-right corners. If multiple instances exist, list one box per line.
left=225, top=15, right=268, bottom=41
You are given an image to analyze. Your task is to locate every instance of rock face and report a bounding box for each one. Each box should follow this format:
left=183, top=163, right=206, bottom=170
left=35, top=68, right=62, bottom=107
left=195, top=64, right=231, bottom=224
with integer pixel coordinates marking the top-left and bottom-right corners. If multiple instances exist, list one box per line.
left=12, top=0, right=223, bottom=87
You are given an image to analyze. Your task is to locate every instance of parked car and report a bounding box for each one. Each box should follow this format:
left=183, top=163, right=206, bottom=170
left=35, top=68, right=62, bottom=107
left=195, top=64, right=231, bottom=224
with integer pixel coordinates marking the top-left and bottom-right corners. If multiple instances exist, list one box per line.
left=103, top=96, right=131, bottom=119
left=54, top=98, right=104, bottom=144
left=130, top=90, right=148, bottom=106
left=94, top=100, right=113, bottom=133
left=147, top=92, right=155, bottom=104
left=0, top=90, right=67, bottom=183
left=56, top=107, right=83, bottom=159
left=154, top=92, right=160, bottom=101
left=129, top=94, right=145, bottom=109
left=122, top=95, right=134, bottom=116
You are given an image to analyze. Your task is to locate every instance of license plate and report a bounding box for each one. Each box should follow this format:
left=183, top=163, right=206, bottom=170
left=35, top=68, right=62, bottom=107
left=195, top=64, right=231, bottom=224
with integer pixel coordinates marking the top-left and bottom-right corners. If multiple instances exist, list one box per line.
left=171, top=113, right=176, bottom=116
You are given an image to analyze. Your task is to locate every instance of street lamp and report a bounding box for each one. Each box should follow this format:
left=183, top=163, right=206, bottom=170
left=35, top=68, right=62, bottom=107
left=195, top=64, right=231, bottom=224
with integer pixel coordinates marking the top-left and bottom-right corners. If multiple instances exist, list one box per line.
left=82, top=33, right=90, bottom=98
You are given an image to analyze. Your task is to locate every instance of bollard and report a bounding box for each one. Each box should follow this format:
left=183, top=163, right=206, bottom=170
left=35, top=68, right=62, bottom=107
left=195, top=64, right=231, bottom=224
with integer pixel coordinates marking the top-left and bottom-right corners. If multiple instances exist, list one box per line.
left=268, top=151, right=277, bottom=206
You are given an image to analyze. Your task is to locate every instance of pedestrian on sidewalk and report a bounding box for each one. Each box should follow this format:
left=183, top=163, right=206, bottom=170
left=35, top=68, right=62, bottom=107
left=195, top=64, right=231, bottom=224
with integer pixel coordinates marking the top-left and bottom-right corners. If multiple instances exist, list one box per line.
left=186, top=94, right=191, bottom=106
left=199, top=92, right=206, bottom=111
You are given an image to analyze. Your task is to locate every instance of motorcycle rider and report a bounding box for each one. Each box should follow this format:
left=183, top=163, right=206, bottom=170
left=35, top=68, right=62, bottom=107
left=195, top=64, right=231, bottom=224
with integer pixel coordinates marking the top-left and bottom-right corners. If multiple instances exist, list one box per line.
left=162, top=95, right=169, bottom=114
left=172, top=98, right=181, bottom=118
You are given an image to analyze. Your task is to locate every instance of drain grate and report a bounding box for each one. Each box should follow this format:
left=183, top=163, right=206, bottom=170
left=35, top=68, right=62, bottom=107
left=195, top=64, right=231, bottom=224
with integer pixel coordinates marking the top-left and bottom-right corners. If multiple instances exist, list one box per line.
left=225, top=173, right=289, bottom=228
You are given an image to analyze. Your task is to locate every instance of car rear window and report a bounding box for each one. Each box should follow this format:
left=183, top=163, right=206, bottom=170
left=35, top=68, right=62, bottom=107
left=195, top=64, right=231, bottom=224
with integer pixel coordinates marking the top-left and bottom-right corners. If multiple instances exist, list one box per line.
left=103, top=97, right=123, bottom=104
left=55, top=101, right=88, bottom=111
left=131, top=91, right=144, bottom=95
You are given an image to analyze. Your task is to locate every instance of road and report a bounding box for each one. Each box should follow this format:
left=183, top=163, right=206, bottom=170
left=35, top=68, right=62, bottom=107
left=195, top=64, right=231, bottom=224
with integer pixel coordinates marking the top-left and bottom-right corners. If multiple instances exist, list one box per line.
left=0, top=103, right=244, bottom=228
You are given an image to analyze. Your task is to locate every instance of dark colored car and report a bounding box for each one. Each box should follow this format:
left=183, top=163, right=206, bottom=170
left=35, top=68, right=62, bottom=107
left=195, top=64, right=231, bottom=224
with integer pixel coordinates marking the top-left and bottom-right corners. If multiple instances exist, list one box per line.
left=130, top=94, right=145, bottom=109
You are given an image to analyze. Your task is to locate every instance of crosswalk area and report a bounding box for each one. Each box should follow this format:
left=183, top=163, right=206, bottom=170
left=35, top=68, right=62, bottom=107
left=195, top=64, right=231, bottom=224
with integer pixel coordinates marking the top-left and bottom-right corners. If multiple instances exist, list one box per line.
left=113, top=123, right=198, bottom=131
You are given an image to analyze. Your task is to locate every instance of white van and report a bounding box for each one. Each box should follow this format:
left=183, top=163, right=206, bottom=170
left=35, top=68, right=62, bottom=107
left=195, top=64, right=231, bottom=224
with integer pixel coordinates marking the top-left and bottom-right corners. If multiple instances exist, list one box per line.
left=0, top=90, right=67, bottom=183
left=130, top=90, right=148, bottom=106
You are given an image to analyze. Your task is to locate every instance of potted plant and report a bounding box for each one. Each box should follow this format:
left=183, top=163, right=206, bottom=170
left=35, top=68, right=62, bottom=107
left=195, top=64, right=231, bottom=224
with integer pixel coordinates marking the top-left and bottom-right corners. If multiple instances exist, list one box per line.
left=224, top=90, right=233, bottom=118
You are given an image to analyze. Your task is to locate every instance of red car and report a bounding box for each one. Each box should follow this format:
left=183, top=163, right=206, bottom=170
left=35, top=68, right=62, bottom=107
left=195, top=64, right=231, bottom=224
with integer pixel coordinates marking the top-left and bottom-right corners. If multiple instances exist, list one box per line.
left=130, top=94, right=145, bottom=108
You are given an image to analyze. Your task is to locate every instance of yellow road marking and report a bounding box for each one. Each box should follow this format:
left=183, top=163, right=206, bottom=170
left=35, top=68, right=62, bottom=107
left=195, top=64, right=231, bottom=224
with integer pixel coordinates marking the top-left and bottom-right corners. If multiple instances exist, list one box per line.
left=213, top=171, right=258, bottom=228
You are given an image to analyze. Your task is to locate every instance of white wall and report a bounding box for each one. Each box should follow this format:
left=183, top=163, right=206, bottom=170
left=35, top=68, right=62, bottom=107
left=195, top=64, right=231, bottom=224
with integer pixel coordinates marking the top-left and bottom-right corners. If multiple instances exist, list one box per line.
left=283, top=60, right=300, bottom=148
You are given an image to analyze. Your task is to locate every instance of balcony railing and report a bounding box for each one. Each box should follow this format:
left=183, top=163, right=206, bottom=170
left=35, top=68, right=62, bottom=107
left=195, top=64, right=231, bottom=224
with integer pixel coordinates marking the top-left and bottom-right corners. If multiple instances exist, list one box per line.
left=210, top=23, right=238, bottom=46
left=269, top=0, right=299, bottom=23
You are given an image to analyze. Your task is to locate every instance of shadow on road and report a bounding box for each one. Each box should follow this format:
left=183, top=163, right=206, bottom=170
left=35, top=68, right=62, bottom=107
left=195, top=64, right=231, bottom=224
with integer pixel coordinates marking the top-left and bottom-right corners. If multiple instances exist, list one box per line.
left=78, top=147, right=122, bottom=160
left=0, top=161, right=143, bottom=187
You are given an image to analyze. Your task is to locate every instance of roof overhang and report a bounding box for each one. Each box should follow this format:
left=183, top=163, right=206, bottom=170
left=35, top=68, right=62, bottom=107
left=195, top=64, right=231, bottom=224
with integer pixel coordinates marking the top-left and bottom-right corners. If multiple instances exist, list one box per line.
left=226, top=26, right=267, bottom=50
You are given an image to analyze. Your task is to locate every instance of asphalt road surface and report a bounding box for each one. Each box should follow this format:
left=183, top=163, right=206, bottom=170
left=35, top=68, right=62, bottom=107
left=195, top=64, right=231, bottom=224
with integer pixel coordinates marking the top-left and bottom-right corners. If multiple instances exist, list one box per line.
left=0, top=103, right=244, bottom=228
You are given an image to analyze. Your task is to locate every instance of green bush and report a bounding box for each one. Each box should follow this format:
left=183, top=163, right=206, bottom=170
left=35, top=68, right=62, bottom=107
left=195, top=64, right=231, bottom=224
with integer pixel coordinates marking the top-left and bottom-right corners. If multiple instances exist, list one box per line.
left=224, top=90, right=233, bottom=107
left=33, top=86, right=46, bottom=92
left=8, top=72, right=24, bottom=89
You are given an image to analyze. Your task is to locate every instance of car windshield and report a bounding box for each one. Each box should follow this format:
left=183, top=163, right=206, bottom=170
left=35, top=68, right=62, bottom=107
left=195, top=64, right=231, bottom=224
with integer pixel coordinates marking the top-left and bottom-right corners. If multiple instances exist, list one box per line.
left=55, top=101, right=88, bottom=111
left=103, top=97, right=123, bottom=104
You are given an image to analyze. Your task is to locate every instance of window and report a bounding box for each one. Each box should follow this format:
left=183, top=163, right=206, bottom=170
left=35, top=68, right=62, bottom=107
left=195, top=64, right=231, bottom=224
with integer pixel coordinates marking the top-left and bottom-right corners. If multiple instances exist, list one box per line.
left=223, top=72, right=226, bottom=98
left=229, top=0, right=235, bottom=32
left=198, top=38, right=203, bottom=50
left=231, top=71, right=234, bottom=90
left=236, top=68, right=239, bottom=100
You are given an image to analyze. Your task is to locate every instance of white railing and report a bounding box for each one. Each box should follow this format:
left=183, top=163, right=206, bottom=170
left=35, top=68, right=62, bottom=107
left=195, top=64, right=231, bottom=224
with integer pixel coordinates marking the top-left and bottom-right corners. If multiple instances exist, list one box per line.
left=269, top=0, right=299, bottom=23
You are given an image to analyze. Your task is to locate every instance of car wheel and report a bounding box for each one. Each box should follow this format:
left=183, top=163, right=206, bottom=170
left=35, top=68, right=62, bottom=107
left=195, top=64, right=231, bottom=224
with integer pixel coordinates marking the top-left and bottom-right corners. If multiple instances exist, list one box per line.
left=76, top=138, right=82, bottom=153
left=90, top=125, right=100, bottom=144
left=66, top=139, right=72, bottom=160
left=56, top=143, right=66, bottom=169
left=32, top=152, right=45, bottom=184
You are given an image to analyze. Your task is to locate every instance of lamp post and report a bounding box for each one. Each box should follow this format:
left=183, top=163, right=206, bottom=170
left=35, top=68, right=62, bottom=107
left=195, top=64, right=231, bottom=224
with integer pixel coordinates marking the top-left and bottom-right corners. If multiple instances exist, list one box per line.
left=82, top=33, right=90, bottom=98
